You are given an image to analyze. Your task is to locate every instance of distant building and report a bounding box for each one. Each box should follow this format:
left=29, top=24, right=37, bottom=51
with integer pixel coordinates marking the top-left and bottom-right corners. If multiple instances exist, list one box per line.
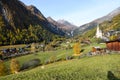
left=96, top=25, right=102, bottom=38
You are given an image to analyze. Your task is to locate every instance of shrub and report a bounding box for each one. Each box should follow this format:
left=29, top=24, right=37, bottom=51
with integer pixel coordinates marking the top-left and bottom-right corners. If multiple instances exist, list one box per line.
left=49, top=56, right=56, bottom=63
left=10, top=59, right=20, bottom=74
left=0, top=54, right=3, bottom=60
left=66, top=56, right=74, bottom=60
left=44, top=60, right=50, bottom=65
left=45, top=44, right=54, bottom=51
left=21, top=59, right=40, bottom=70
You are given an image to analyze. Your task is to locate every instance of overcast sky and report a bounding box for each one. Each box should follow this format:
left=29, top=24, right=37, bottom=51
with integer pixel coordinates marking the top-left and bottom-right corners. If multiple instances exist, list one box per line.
left=20, top=0, right=120, bottom=26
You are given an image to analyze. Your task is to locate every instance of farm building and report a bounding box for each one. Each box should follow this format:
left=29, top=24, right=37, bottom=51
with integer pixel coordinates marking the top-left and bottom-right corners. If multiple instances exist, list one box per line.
left=106, top=40, right=120, bottom=51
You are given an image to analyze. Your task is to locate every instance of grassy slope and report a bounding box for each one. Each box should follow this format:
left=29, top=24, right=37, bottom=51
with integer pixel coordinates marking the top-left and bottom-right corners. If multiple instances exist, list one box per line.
left=4, top=49, right=74, bottom=67
left=0, top=54, right=120, bottom=80
left=4, top=43, right=105, bottom=67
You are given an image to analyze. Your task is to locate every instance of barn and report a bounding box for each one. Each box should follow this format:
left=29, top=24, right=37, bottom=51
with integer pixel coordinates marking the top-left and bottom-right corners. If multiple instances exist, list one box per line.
left=106, top=40, right=120, bottom=51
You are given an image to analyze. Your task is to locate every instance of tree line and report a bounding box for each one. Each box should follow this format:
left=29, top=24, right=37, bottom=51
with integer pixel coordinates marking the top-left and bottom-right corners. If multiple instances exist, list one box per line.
left=0, top=17, right=61, bottom=45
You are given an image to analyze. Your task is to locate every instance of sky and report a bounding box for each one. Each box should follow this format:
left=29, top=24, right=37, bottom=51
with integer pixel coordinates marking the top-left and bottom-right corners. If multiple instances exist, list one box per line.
left=20, top=0, right=120, bottom=26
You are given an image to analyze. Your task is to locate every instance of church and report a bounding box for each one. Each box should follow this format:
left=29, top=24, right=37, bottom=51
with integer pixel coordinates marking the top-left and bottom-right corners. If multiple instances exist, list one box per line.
left=96, top=25, right=102, bottom=38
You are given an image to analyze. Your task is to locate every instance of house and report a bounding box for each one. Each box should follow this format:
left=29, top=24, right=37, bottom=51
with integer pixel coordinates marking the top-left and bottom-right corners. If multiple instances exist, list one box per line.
left=106, top=39, right=120, bottom=51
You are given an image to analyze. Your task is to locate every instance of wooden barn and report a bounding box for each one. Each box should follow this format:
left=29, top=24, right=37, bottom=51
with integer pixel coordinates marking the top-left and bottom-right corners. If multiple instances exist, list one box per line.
left=106, top=40, right=120, bottom=51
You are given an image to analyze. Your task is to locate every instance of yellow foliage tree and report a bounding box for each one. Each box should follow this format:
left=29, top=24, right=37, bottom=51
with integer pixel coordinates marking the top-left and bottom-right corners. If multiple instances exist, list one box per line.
left=0, top=60, right=6, bottom=76
left=73, top=43, right=81, bottom=55
left=109, top=35, right=118, bottom=41
left=31, top=43, right=35, bottom=53
left=10, top=59, right=20, bottom=74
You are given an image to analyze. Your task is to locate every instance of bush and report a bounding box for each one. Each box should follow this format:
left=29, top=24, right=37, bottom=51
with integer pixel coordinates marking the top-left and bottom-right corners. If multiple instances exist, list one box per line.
left=45, top=44, right=54, bottom=51
left=44, top=59, right=50, bottom=65
left=66, top=56, right=74, bottom=60
left=21, top=59, right=40, bottom=70
left=0, top=54, right=3, bottom=60
left=49, top=56, right=56, bottom=63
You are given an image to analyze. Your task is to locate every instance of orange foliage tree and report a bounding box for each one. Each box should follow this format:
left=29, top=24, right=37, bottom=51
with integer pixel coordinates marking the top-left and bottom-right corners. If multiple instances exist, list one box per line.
left=92, top=47, right=96, bottom=52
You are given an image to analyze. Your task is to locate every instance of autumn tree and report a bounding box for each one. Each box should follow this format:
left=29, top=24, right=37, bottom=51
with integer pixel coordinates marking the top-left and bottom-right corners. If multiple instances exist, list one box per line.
left=10, top=59, right=20, bottom=74
left=0, top=60, right=6, bottom=76
left=73, top=42, right=81, bottom=56
left=92, top=47, right=96, bottom=52
left=109, top=35, right=118, bottom=41
left=31, top=43, right=36, bottom=53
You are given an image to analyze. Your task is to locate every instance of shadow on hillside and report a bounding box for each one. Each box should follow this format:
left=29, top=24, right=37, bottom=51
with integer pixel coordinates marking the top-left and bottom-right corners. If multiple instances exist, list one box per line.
left=107, top=71, right=120, bottom=80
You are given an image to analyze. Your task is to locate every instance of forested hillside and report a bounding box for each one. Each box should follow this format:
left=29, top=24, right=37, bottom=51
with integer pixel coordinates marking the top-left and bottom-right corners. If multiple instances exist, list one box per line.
left=0, top=0, right=65, bottom=45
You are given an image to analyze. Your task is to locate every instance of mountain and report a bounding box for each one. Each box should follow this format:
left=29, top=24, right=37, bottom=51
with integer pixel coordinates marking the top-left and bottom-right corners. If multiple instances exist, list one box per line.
left=74, top=7, right=120, bottom=35
left=47, top=17, right=77, bottom=31
left=57, top=19, right=77, bottom=31
left=0, top=0, right=65, bottom=45
left=81, top=9, right=120, bottom=38
left=47, top=17, right=77, bottom=37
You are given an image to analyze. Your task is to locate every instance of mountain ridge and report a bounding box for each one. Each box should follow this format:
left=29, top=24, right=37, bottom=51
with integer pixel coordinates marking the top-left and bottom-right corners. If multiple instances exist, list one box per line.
left=74, top=7, right=120, bottom=35
left=47, top=17, right=77, bottom=32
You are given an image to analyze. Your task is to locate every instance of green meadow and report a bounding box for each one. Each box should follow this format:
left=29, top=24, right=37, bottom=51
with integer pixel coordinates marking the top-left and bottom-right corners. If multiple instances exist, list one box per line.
left=0, top=54, right=120, bottom=80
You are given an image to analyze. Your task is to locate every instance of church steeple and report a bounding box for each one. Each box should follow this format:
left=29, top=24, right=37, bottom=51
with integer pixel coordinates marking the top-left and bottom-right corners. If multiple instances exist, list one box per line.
left=96, top=24, right=102, bottom=38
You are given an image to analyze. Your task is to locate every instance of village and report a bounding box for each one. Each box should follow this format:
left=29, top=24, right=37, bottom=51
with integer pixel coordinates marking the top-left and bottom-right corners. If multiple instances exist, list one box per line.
left=0, top=25, right=120, bottom=61
left=90, top=25, right=120, bottom=55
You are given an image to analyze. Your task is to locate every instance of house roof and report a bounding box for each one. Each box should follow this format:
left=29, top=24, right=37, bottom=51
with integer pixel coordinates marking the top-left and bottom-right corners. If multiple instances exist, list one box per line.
left=106, top=39, right=120, bottom=43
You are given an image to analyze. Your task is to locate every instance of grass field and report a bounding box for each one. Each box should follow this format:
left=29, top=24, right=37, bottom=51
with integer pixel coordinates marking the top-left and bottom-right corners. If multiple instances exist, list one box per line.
left=0, top=54, right=120, bottom=80
left=4, top=43, right=106, bottom=67
left=1, top=43, right=114, bottom=80
left=4, top=49, right=74, bottom=68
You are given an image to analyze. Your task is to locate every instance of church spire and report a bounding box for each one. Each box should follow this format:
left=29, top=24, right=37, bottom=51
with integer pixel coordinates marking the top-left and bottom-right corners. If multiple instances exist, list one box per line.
left=96, top=24, right=102, bottom=38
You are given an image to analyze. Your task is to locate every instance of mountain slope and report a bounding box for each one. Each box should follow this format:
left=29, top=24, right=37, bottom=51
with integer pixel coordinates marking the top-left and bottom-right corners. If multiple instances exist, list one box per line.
left=100, top=13, right=120, bottom=31
left=0, top=0, right=65, bottom=45
left=75, top=7, right=120, bottom=35
left=47, top=17, right=77, bottom=31
left=47, top=17, right=77, bottom=37
left=57, top=19, right=77, bottom=31
left=83, top=12, right=120, bottom=38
